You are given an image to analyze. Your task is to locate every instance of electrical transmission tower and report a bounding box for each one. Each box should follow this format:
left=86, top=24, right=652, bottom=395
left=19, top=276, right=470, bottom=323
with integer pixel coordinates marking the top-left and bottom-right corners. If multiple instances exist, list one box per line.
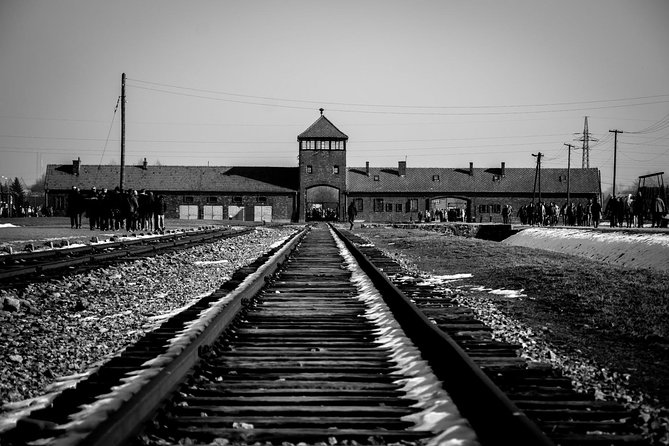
left=576, top=116, right=598, bottom=168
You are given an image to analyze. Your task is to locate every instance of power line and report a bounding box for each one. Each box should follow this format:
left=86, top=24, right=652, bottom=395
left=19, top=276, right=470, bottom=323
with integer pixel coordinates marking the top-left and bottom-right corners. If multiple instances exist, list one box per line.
left=128, top=84, right=669, bottom=117
left=128, top=78, right=669, bottom=110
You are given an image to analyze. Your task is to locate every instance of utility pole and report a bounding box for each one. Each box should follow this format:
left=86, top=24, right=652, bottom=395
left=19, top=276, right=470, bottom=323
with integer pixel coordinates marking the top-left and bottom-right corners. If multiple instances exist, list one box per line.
left=564, top=144, right=576, bottom=204
left=120, top=73, right=126, bottom=191
left=609, top=129, right=623, bottom=197
left=532, top=152, right=543, bottom=203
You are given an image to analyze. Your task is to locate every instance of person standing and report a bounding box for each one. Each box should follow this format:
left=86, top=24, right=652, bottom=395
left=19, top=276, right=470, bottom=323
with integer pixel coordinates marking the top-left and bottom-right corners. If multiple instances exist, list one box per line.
left=634, top=192, right=644, bottom=228
left=591, top=197, right=602, bottom=228
left=154, top=194, right=166, bottom=231
left=67, top=186, right=82, bottom=229
left=347, top=201, right=357, bottom=230
left=652, top=196, right=666, bottom=228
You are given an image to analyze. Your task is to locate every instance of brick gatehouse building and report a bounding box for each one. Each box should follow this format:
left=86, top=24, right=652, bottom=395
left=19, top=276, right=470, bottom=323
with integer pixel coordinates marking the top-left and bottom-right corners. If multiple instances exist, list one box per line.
left=45, top=111, right=601, bottom=223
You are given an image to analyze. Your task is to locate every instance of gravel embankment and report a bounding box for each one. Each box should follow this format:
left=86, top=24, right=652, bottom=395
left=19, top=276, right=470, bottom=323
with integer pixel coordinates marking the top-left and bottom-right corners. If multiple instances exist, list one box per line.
left=0, top=226, right=298, bottom=411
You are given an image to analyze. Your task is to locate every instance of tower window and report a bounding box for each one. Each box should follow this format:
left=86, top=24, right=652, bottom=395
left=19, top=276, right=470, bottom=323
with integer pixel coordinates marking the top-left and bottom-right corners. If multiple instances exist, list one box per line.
left=306, top=165, right=313, bottom=174
left=432, top=175, right=440, bottom=181
left=302, top=141, right=313, bottom=150
left=333, top=165, right=339, bottom=174
left=320, top=140, right=328, bottom=150
left=373, top=175, right=380, bottom=181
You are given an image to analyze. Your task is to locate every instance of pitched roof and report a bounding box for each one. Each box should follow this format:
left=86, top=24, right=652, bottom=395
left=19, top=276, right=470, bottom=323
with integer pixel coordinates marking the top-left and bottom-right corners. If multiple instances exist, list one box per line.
left=347, top=166, right=600, bottom=196
left=45, top=164, right=299, bottom=193
left=297, top=115, right=348, bottom=140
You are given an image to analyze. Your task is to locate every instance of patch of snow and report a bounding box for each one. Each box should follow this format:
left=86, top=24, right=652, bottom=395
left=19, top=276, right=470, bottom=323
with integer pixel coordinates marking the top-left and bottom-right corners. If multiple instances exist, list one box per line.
left=0, top=223, right=19, bottom=228
left=331, top=227, right=479, bottom=445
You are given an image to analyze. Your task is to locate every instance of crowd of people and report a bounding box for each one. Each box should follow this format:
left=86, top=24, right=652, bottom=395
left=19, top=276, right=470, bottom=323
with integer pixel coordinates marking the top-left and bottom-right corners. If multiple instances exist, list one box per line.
left=67, top=186, right=167, bottom=232
left=516, top=194, right=667, bottom=228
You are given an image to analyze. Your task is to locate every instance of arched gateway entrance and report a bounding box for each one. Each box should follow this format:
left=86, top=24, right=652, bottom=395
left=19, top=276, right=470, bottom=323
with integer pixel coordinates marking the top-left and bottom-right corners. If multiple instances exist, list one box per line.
left=306, top=185, right=340, bottom=221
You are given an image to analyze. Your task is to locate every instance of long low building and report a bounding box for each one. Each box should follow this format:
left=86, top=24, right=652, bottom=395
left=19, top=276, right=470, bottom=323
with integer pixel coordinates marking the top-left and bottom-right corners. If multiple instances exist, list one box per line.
left=45, top=111, right=601, bottom=223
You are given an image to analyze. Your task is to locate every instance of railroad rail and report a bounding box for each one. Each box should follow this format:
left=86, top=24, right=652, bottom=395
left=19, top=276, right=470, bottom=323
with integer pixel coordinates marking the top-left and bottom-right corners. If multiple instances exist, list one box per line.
left=0, top=224, right=648, bottom=445
left=339, top=228, right=648, bottom=446
left=0, top=226, right=253, bottom=282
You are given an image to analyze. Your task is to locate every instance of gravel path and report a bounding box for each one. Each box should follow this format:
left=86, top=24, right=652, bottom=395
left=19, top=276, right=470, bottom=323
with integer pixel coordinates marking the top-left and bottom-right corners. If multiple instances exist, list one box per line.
left=0, top=226, right=298, bottom=413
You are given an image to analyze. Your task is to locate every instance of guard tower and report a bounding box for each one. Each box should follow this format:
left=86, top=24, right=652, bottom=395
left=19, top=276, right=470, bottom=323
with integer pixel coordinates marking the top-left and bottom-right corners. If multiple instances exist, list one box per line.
left=297, top=109, right=349, bottom=222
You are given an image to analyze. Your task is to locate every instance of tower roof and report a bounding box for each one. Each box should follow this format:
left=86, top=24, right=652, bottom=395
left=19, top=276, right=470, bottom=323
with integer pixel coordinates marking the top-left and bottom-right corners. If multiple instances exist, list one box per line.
left=297, top=111, right=348, bottom=140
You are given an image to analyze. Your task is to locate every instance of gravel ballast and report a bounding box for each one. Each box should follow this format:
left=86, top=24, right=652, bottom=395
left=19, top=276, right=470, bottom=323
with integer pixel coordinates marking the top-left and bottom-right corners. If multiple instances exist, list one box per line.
left=0, top=226, right=298, bottom=416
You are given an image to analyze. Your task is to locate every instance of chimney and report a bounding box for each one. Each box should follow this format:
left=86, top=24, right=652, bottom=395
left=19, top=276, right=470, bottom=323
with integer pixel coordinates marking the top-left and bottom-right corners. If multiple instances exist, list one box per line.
left=501, top=162, right=506, bottom=177
left=398, top=160, right=406, bottom=177
left=142, top=157, right=148, bottom=170
left=366, top=161, right=370, bottom=176
left=469, top=162, right=474, bottom=176
left=73, top=157, right=81, bottom=176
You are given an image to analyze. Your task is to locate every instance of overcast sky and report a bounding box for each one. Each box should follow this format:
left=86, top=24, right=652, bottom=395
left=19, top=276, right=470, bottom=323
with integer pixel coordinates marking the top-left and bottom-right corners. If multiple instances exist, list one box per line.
left=1, top=0, right=668, bottom=194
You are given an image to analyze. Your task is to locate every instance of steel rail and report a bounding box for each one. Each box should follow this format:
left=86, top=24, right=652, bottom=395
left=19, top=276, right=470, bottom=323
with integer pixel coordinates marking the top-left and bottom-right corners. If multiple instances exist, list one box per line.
left=330, top=224, right=555, bottom=446
left=42, top=227, right=309, bottom=446
left=0, top=227, right=254, bottom=281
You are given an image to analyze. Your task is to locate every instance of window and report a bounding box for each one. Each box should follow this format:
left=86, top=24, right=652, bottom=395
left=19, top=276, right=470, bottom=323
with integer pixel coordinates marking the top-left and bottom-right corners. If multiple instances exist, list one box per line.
left=478, top=204, right=501, bottom=213
left=183, top=196, right=194, bottom=204
left=302, top=140, right=313, bottom=150
left=233, top=196, right=243, bottom=204
left=55, top=196, right=65, bottom=210
left=332, top=141, right=342, bottom=150
left=354, top=198, right=363, bottom=212
left=406, top=199, right=418, bottom=212
left=306, top=165, right=313, bottom=174
left=206, top=196, right=218, bottom=203
left=256, top=196, right=267, bottom=204
left=432, top=175, right=440, bottom=182
left=385, top=203, right=393, bottom=212
left=373, top=198, right=384, bottom=212
left=333, top=165, right=339, bottom=174
left=395, top=203, right=403, bottom=212
left=320, top=140, right=328, bottom=150
left=373, top=175, right=380, bottom=181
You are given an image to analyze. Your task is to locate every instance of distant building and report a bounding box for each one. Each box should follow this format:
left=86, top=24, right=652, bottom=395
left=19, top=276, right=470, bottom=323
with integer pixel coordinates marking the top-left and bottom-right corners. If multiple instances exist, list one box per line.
left=44, top=111, right=601, bottom=223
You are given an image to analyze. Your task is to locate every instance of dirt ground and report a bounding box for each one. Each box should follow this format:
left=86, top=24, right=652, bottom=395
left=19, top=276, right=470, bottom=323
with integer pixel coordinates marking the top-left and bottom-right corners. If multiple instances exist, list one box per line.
left=352, top=225, right=669, bottom=411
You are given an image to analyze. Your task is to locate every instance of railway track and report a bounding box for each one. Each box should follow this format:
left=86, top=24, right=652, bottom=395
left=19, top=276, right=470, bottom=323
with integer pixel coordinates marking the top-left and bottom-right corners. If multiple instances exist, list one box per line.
left=0, top=226, right=252, bottom=283
left=339, top=228, right=648, bottom=446
left=0, top=224, right=648, bottom=445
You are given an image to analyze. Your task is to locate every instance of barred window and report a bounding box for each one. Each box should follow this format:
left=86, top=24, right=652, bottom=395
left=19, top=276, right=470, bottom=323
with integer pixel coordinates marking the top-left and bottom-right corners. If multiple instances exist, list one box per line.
left=354, top=198, right=363, bottom=212
left=385, top=203, right=393, bottom=212
left=373, top=198, right=384, bottom=212
left=395, top=203, right=403, bottom=212
left=206, top=196, right=218, bottom=203
left=306, top=165, right=313, bottom=174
